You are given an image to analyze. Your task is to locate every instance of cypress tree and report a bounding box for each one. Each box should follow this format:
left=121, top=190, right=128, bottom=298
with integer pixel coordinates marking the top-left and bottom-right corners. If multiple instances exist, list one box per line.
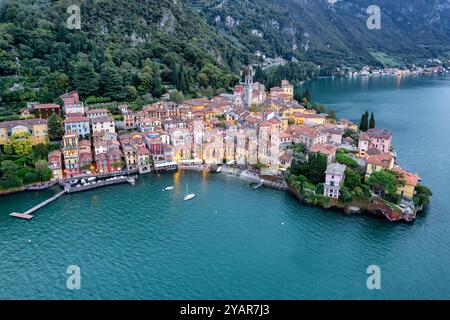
left=359, top=113, right=365, bottom=131
left=171, top=62, right=179, bottom=90
left=359, top=111, right=369, bottom=131
left=369, top=112, right=376, bottom=129
left=48, top=114, right=63, bottom=141
left=302, top=89, right=311, bottom=103
left=364, top=111, right=369, bottom=131
left=179, top=64, right=187, bottom=94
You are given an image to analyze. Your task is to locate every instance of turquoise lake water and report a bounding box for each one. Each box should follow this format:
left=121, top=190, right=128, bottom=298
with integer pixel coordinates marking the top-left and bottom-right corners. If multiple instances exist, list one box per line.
left=0, top=75, right=449, bottom=299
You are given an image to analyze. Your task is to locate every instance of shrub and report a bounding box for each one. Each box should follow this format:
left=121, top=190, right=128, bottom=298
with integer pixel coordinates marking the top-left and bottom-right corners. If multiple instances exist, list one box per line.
left=23, top=172, right=39, bottom=184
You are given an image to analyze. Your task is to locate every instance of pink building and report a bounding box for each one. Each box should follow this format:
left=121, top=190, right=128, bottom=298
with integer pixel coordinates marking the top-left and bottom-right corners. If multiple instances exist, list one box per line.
left=358, top=129, right=392, bottom=156
left=60, top=91, right=80, bottom=105
left=48, top=150, right=63, bottom=180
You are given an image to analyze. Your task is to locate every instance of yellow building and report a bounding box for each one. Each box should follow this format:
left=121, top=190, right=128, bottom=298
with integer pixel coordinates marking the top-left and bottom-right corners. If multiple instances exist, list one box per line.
left=184, top=98, right=210, bottom=111
left=62, top=133, right=80, bottom=178
left=281, top=116, right=289, bottom=131
left=395, top=168, right=420, bottom=199
left=281, top=80, right=294, bottom=99
left=365, top=154, right=395, bottom=181
left=0, top=119, right=48, bottom=145
left=292, top=112, right=327, bottom=125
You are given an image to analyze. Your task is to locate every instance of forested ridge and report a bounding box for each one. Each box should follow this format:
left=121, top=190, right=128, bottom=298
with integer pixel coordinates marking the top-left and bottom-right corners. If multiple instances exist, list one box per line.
left=0, top=0, right=249, bottom=114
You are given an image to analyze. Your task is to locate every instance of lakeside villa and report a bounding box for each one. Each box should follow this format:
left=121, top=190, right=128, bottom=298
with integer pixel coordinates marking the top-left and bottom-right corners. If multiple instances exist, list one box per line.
left=0, top=66, right=430, bottom=222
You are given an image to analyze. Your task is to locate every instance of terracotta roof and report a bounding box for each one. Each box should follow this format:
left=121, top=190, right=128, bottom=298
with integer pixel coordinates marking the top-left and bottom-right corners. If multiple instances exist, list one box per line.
left=86, top=109, right=109, bottom=114
left=64, top=116, right=90, bottom=123
left=268, top=117, right=281, bottom=124
left=0, top=118, right=47, bottom=129
left=258, top=121, right=272, bottom=128
left=107, top=148, right=122, bottom=158
left=79, top=152, right=93, bottom=162
left=311, top=144, right=337, bottom=156
left=394, top=168, right=420, bottom=187
left=48, top=150, right=62, bottom=158
left=33, top=103, right=60, bottom=110
left=184, top=98, right=210, bottom=106
left=364, top=128, right=392, bottom=140
left=91, top=116, right=114, bottom=123
left=95, top=153, right=107, bottom=161
left=367, top=154, right=394, bottom=168
left=137, top=147, right=151, bottom=156
left=79, top=140, right=91, bottom=147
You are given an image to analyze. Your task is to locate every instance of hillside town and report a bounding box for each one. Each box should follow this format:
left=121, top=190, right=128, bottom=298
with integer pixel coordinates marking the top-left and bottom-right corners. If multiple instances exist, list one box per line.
left=0, top=66, right=430, bottom=221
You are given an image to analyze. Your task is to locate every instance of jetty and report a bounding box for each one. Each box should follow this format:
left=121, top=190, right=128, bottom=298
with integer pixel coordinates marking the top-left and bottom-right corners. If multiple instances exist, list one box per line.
left=10, top=190, right=67, bottom=220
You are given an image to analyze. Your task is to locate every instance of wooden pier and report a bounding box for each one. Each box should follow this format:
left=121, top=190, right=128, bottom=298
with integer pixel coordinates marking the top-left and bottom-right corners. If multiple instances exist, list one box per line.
left=10, top=190, right=67, bottom=220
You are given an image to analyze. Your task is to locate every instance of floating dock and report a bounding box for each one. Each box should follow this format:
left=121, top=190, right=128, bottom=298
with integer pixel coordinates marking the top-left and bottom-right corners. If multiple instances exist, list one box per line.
left=10, top=190, right=67, bottom=220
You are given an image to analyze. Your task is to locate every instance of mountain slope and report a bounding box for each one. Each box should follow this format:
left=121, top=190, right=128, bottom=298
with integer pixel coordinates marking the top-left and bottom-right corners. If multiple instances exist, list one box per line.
left=187, top=0, right=450, bottom=67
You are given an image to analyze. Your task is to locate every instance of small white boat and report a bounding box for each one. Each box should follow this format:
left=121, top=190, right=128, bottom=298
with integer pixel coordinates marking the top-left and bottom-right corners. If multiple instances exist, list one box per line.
left=87, top=177, right=96, bottom=182
left=184, top=194, right=196, bottom=201
left=165, top=186, right=174, bottom=191
left=184, top=184, right=196, bottom=201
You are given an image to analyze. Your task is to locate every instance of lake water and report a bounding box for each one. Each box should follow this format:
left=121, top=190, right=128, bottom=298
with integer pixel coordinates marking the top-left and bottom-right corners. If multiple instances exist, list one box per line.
left=0, top=75, right=449, bottom=299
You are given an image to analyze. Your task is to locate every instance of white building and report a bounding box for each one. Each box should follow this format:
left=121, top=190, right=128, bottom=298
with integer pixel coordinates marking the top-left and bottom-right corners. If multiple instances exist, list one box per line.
left=324, top=163, right=347, bottom=199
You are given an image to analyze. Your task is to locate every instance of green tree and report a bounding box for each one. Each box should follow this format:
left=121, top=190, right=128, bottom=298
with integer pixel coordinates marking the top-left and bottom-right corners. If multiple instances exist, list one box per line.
left=48, top=113, right=64, bottom=141
left=11, top=132, right=33, bottom=157
left=368, top=170, right=398, bottom=197
left=304, top=152, right=328, bottom=185
left=31, top=143, right=49, bottom=162
left=179, top=64, right=187, bottom=93
left=336, top=150, right=359, bottom=169
left=344, top=168, right=362, bottom=191
left=294, top=175, right=308, bottom=193
left=35, top=159, right=51, bottom=181
left=100, top=62, right=125, bottom=101
left=328, top=109, right=337, bottom=121
left=138, top=64, right=153, bottom=94
left=369, top=112, right=376, bottom=129
left=3, top=142, right=14, bottom=155
left=0, top=160, right=22, bottom=189
left=414, top=184, right=433, bottom=207
left=170, top=62, right=179, bottom=89
left=170, top=89, right=185, bottom=103
left=359, top=111, right=369, bottom=131
left=302, top=89, right=311, bottom=104
left=339, top=186, right=354, bottom=203
left=73, top=60, right=99, bottom=97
